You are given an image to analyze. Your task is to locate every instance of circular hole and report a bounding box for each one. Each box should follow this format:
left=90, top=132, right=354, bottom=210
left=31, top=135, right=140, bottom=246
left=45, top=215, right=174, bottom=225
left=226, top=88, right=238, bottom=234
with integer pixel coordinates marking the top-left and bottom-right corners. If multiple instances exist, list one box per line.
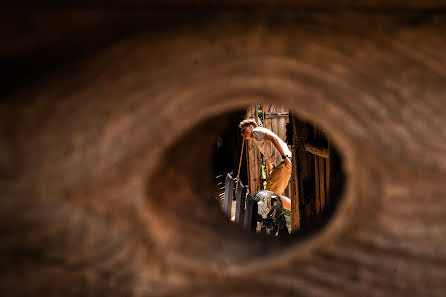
left=146, top=107, right=345, bottom=269
left=214, top=106, right=345, bottom=236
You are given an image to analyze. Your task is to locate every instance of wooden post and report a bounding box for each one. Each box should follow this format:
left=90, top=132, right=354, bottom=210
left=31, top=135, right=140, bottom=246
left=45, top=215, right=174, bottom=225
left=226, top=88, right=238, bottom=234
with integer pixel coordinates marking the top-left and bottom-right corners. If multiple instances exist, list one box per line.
left=290, top=116, right=302, bottom=232
left=319, top=156, right=325, bottom=211
left=325, top=143, right=330, bottom=206
left=314, top=157, right=321, bottom=214
left=290, top=117, right=306, bottom=231
left=292, top=117, right=315, bottom=229
left=245, top=105, right=262, bottom=194
left=290, top=147, right=300, bottom=231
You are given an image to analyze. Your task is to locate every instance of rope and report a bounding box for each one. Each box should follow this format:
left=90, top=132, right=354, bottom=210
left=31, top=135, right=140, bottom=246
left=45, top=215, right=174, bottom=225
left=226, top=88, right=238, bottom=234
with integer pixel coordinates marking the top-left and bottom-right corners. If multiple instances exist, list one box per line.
left=235, top=137, right=245, bottom=195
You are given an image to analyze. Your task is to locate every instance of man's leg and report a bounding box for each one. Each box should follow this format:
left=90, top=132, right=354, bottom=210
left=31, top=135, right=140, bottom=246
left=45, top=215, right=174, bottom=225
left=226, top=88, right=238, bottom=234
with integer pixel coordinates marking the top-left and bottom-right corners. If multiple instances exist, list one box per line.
left=266, top=164, right=292, bottom=210
left=279, top=195, right=291, bottom=211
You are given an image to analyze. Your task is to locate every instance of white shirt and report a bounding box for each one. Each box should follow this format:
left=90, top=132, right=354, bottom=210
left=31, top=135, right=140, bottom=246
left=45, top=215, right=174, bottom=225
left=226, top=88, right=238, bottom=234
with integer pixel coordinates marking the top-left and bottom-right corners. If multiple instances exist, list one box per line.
left=252, top=127, right=292, bottom=167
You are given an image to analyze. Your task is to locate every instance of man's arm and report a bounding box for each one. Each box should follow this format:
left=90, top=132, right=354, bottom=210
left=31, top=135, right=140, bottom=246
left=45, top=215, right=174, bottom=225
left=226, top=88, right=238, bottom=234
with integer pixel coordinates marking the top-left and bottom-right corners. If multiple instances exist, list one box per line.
left=265, top=158, right=273, bottom=173
left=263, top=132, right=292, bottom=169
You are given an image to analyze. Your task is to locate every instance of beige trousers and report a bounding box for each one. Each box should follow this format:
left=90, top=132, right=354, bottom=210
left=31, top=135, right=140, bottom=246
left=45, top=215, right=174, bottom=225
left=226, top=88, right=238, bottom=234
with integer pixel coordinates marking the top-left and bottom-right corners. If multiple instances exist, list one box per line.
left=266, top=163, right=291, bottom=195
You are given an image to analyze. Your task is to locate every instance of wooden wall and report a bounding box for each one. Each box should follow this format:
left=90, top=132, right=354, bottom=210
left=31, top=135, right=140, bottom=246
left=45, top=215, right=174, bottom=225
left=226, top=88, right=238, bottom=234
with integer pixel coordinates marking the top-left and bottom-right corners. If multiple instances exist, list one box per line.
left=2, top=5, right=446, bottom=297
left=246, top=106, right=340, bottom=232
left=245, top=104, right=291, bottom=196
left=245, top=105, right=262, bottom=194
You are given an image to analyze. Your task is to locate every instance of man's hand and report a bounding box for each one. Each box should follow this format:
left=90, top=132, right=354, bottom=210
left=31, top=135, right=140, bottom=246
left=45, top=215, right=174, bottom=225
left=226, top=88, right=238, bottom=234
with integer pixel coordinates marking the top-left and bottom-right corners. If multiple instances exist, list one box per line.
left=284, top=156, right=292, bottom=169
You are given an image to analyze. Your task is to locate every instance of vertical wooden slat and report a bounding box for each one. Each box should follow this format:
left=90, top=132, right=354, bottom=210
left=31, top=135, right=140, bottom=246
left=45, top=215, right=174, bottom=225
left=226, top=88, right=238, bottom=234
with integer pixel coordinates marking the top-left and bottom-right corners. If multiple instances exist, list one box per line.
left=326, top=144, right=330, bottom=206
left=235, top=181, right=247, bottom=224
left=314, top=157, right=320, bottom=214
left=290, top=147, right=300, bottom=231
left=279, top=105, right=287, bottom=141
left=263, top=104, right=271, bottom=131
left=224, top=173, right=234, bottom=217
left=262, top=105, right=269, bottom=185
left=271, top=107, right=277, bottom=134
left=291, top=117, right=314, bottom=230
left=263, top=105, right=295, bottom=225
left=245, top=105, right=262, bottom=194
left=263, top=104, right=290, bottom=196
left=319, top=156, right=325, bottom=211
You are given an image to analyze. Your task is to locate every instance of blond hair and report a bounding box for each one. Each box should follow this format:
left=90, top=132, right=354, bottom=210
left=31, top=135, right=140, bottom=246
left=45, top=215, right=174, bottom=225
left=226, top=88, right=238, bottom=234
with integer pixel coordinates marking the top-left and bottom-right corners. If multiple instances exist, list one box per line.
left=239, top=118, right=258, bottom=129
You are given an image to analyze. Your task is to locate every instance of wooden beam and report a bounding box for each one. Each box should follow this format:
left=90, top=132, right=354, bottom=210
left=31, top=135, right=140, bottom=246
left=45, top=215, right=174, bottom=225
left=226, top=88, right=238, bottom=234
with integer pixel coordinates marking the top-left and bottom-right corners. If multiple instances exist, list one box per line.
left=290, top=147, right=300, bottom=231
left=304, top=142, right=329, bottom=158
left=264, top=112, right=289, bottom=119
left=314, top=157, right=321, bottom=215
left=325, top=143, right=330, bottom=206
left=319, top=157, right=325, bottom=211
left=19, top=1, right=446, bottom=9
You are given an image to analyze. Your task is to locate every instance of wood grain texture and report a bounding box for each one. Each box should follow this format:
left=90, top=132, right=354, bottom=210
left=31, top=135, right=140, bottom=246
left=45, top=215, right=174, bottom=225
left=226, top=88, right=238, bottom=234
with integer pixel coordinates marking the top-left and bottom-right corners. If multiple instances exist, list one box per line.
left=319, top=157, right=326, bottom=211
left=305, top=142, right=329, bottom=158
left=1, top=8, right=446, bottom=297
left=290, top=147, right=301, bottom=231
left=5, top=1, right=446, bottom=9
left=245, top=105, right=262, bottom=194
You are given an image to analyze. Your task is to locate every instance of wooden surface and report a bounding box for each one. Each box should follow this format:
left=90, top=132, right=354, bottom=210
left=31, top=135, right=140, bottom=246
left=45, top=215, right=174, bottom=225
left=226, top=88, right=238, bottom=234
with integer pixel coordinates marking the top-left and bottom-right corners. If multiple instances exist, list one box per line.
left=1, top=7, right=446, bottom=297
left=262, top=104, right=291, bottom=198
left=263, top=105, right=288, bottom=143
left=305, top=142, right=329, bottom=158
left=245, top=106, right=262, bottom=194
left=290, top=146, right=301, bottom=231
left=5, top=1, right=446, bottom=9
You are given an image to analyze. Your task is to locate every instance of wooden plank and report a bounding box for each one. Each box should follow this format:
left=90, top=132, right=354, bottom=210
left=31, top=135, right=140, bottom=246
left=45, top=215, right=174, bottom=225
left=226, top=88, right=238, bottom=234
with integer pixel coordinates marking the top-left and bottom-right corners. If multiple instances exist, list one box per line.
left=263, top=104, right=271, bottom=131
left=245, top=105, right=262, bottom=194
left=279, top=117, right=285, bottom=142
left=319, top=155, right=325, bottom=211
left=246, top=140, right=261, bottom=194
left=264, top=113, right=289, bottom=119
left=291, top=117, right=315, bottom=229
left=326, top=144, right=330, bottom=206
left=272, top=111, right=278, bottom=136
left=279, top=106, right=288, bottom=141
left=290, top=147, right=300, bottom=231
left=314, top=157, right=320, bottom=215
left=263, top=104, right=290, bottom=197
left=34, top=1, right=446, bottom=9
left=235, top=181, right=247, bottom=224
left=223, top=173, right=234, bottom=217
left=304, top=142, right=329, bottom=158
left=260, top=105, right=269, bottom=184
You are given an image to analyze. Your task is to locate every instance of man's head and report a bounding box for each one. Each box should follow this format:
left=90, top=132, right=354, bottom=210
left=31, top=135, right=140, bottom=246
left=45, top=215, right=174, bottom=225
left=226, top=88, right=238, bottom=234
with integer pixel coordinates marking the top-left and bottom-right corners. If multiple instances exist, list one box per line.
left=239, top=119, right=257, bottom=139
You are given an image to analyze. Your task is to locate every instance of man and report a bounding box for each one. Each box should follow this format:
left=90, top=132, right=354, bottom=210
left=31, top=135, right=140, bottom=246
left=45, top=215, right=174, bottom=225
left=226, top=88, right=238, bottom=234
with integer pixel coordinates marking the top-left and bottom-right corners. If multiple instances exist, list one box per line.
left=239, top=119, right=292, bottom=210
